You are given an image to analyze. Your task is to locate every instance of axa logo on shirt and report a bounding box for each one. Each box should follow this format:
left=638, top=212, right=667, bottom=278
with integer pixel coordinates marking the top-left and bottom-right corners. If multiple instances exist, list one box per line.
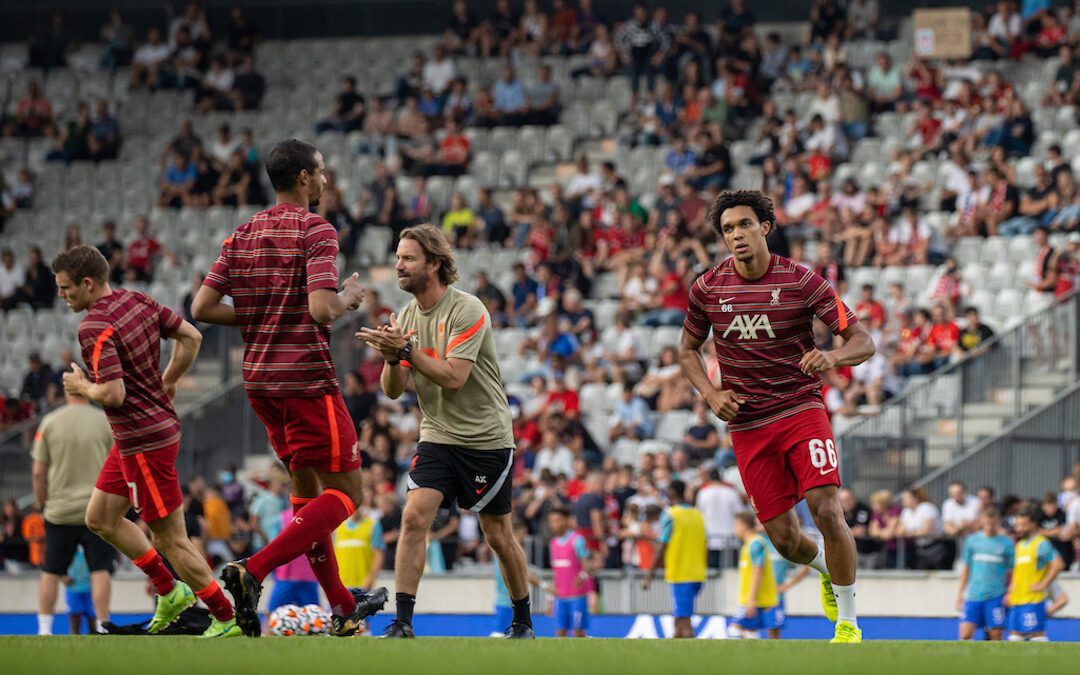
left=721, top=314, right=776, bottom=339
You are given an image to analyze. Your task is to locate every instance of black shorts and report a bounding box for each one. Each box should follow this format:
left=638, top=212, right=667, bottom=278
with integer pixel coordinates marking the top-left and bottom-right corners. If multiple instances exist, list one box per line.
left=407, top=442, right=514, bottom=515
left=43, top=521, right=117, bottom=576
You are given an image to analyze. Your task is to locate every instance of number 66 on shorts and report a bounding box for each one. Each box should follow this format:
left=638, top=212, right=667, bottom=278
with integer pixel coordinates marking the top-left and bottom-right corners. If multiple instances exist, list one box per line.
left=729, top=406, right=842, bottom=522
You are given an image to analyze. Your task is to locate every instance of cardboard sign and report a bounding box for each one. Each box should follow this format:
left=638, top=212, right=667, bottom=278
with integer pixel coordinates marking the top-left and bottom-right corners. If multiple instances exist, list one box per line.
left=912, top=8, right=972, bottom=59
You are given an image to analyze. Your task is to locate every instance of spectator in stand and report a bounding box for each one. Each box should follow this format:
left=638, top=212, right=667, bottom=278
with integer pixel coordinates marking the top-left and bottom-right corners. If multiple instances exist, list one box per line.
left=95, top=221, right=125, bottom=283
left=441, top=193, right=475, bottom=248
left=228, top=55, right=266, bottom=111
left=1000, top=164, right=1055, bottom=236
left=315, top=76, right=366, bottom=134
left=686, top=129, right=731, bottom=191
left=976, top=167, right=1018, bottom=237
left=158, top=151, right=197, bottom=208
left=868, top=490, right=900, bottom=568
left=839, top=350, right=898, bottom=415
left=908, top=301, right=959, bottom=375
left=1, top=499, right=29, bottom=567
left=20, top=353, right=54, bottom=408
left=988, top=1, right=1021, bottom=50
left=615, top=2, right=669, bottom=110
left=954, top=307, right=995, bottom=358
left=474, top=271, right=507, bottom=326
left=1038, top=493, right=1074, bottom=569
left=994, top=99, right=1034, bottom=159
left=639, top=257, right=691, bottom=327
left=527, top=65, right=561, bottom=126
left=11, top=169, right=33, bottom=209
left=6, top=82, right=53, bottom=138
left=444, top=0, right=479, bottom=55
left=1044, top=44, right=1080, bottom=107
left=47, top=102, right=92, bottom=164
left=99, top=8, right=134, bottom=70
left=845, top=0, right=879, bottom=39
left=508, top=262, right=539, bottom=327
left=532, top=431, right=575, bottom=481
left=125, top=214, right=175, bottom=282
left=867, top=52, right=903, bottom=113
left=475, top=188, right=509, bottom=246
left=161, top=120, right=202, bottom=168
left=421, top=116, right=471, bottom=177
left=854, top=284, right=886, bottom=331
left=575, top=23, right=617, bottom=79
left=898, top=488, right=946, bottom=570
left=695, top=468, right=744, bottom=568
left=358, top=97, right=396, bottom=155
left=226, top=5, right=260, bottom=55
left=608, top=384, right=654, bottom=442
left=0, top=248, right=26, bottom=311
left=195, top=56, right=235, bottom=112
left=422, top=45, right=457, bottom=97
left=129, top=28, right=172, bottom=90
left=27, top=10, right=71, bottom=69
left=942, top=481, right=982, bottom=539
left=493, top=64, right=527, bottom=126
left=212, top=150, right=252, bottom=207
left=12, top=247, right=56, bottom=310
left=88, top=100, right=120, bottom=161
left=395, top=51, right=426, bottom=105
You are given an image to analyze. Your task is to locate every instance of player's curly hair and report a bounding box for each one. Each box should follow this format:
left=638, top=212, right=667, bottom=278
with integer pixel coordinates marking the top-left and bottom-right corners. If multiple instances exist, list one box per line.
left=707, top=190, right=777, bottom=236
left=400, top=224, right=460, bottom=286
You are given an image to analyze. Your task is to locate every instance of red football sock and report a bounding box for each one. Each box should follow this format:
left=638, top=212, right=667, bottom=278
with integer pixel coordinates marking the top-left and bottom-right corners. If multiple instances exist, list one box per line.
left=195, top=581, right=236, bottom=622
left=246, top=489, right=354, bottom=584
left=133, top=549, right=176, bottom=596
left=291, top=495, right=355, bottom=617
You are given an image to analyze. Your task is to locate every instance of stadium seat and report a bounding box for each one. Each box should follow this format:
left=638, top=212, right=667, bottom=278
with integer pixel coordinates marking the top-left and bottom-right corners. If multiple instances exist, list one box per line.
left=952, top=237, right=982, bottom=264
left=849, top=267, right=880, bottom=292
left=471, top=151, right=499, bottom=189
left=610, top=438, right=642, bottom=465
left=1054, top=105, right=1077, bottom=132
left=517, top=126, right=546, bottom=165
left=655, top=410, right=693, bottom=443
left=1007, top=235, right=1036, bottom=264
left=544, top=125, right=574, bottom=163
left=1014, top=157, right=1038, bottom=189
left=985, top=260, right=1015, bottom=291
left=981, top=237, right=1008, bottom=264
left=590, top=101, right=618, bottom=137
left=561, top=105, right=591, bottom=141
left=426, top=176, right=454, bottom=213
left=497, top=150, right=528, bottom=188
left=994, top=289, right=1024, bottom=316
left=488, top=127, right=517, bottom=155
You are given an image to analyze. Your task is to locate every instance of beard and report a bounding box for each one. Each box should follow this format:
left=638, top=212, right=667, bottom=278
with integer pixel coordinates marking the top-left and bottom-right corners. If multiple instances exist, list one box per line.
left=399, top=269, right=430, bottom=295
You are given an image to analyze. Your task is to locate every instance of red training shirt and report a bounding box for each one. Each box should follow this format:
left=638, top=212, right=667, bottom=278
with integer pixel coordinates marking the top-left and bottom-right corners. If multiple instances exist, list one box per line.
left=203, top=203, right=341, bottom=397
left=683, top=254, right=859, bottom=432
left=78, top=289, right=181, bottom=455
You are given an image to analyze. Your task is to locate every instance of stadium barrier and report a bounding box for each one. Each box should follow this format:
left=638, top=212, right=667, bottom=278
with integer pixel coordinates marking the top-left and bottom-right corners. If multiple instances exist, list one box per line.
left=838, top=291, right=1079, bottom=502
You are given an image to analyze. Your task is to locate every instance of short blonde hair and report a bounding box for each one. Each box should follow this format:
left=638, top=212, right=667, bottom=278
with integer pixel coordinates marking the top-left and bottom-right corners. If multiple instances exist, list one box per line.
left=870, top=490, right=894, bottom=509
left=400, top=224, right=459, bottom=286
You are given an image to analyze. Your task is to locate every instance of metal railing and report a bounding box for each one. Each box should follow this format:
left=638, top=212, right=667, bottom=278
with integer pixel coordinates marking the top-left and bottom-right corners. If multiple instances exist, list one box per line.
left=916, top=381, right=1080, bottom=503
left=837, top=291, right=1078, bottom=497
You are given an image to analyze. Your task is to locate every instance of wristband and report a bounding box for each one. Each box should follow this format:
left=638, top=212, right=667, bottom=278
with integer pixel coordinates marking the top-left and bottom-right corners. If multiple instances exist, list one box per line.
left=398, top=342, right=413, bottom=363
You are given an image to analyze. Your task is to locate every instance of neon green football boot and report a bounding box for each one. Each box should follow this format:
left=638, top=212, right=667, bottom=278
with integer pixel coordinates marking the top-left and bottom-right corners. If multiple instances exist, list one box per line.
left=147, top=581, right=197, bottom=634
left=819, top=573, right=838, bottom=623
left=830, top=621, right=862, bottom=643
left=201, top=616, right=242, bottom=638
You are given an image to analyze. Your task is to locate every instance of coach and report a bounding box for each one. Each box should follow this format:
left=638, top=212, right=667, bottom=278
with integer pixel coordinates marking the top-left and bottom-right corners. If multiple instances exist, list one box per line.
left=31, top=389, right=115, bottom=634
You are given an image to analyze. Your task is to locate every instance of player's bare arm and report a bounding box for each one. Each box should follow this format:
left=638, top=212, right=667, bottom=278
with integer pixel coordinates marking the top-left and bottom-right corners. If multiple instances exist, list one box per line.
left=309, top=272, right=366, bottom=324
left=678, top=328, right=743, bottom=421
left=1030, top=556, right=1065, bottom=593
left=62, top=364, right=125, bottom=408
left=799, top=322, right=876, bottom=375
left=191, top=285, right=237, bottom=326
left=956, top=563, right=970, bottom=612
left=162, top=320, right=204, bottom=400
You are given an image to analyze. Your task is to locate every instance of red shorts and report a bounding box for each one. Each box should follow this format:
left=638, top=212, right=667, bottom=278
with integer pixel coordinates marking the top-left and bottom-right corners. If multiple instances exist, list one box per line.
left=729, top=406, right=841, bottom=523
left=95, top=443, right=183, bottom=523
left=248, top=392, right=361, bottom=473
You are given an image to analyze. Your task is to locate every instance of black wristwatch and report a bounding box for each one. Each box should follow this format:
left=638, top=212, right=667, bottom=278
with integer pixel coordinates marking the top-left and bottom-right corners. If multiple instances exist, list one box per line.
left=396, top=341, right=413, bottom=364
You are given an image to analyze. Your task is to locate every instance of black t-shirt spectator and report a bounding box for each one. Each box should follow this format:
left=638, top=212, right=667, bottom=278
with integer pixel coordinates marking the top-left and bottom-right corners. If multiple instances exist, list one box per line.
left=697, top=143, right=732, bottom=180
left=958, top=323, right=994, bottom=352
left=447, top=10, right=477, bottom=39
left=572, top=493, right=606, bottom=539
left=476, top=283, right=506, bottom=313
left=721, top=7, right=756, bottom=37
left=1039, top=508, right=1074, bottom=565
left=232, top=70, right=266, bottom=110
left=337, top=91, right=365, bottom=124
left=686, top=423, right=716, bottom=443
left=846, top=501, right=876, bottom=553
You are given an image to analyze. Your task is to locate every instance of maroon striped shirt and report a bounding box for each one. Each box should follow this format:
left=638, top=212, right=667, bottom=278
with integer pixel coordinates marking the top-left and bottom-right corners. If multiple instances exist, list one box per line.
left=78, top=289, right=182, bottom=455
left=203, top=203, right=340, bottom=397
left=683, top=254, right=857, bottom=432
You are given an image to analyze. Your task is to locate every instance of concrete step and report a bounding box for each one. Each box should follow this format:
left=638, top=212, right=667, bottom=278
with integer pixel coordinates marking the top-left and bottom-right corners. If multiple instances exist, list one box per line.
left=989, top=386, right=1059, bottom=408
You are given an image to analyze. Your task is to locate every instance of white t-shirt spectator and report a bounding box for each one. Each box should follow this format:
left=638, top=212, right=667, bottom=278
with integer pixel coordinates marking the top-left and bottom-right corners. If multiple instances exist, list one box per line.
left=203, top=68, right=235, bottom=93
left=532, top=444, right=575, bottom=481
left=422, top=58, right=457, bottom=94
left=941, top=493, right=980, bottom=533
left=209, top=138, right=235, bottom=166
left=900, top=501, right=943, bottom=546
left=134, top=41, right=171, bottom=67
left=805, top=124, right=840, bottom=153
left=695, top=481, right=745, bottom=549
left=1066, top=497, right=1080, bottom=532
left=0, top=262, right=26, bottom=298
left=622, top=276, right=657, bottom=308
left=786, top=192, right=817, bottom=221
left=805, top=96, right=841, bottom=125
left=851, top=352, right=899, bottom=396
left=831, top=191, right=867, bottom=214
left=615, top=328, right=640, bottom=359
left=566, top=171, right=603, bottom=198
left=987, top=12, right=1021, bottom=42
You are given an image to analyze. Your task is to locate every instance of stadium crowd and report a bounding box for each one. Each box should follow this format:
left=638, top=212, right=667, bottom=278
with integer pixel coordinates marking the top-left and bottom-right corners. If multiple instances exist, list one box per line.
left=3, top=0, right=1080, bottom=616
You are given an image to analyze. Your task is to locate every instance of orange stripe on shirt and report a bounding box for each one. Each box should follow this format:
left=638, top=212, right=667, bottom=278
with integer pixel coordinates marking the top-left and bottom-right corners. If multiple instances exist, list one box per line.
left=446, top=314, right=486, bottom=356
left=135, top=453, right=168, bottom=519
left=324, top=395, right=341, bottom=472
left=833, top=291, right=849, bottom=332
left=91, top=325, right=115, bottom=377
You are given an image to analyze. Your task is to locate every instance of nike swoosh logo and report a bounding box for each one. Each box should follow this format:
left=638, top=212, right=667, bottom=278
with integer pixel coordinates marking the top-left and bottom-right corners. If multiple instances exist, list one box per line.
left=819, top=467, right=836, bottom=476
left=717, top=297, right=736, bottom=305
left=475, top=487, right=487, bottom=494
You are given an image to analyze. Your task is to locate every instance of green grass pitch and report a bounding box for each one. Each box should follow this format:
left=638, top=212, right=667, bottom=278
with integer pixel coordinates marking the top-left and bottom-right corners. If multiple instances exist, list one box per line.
left=3, top=636, right=1078, bottom=675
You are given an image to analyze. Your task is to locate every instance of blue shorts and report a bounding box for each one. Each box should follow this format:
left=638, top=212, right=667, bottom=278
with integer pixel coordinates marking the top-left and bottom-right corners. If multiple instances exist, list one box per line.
left=962, top=596, right=1007, bottom=630
left=1007, top=602, right=1047, bottom=635
left=731, top=604, right=783, bottom=630
left=671, top=582, right=703, bottom=619
left=493, top=605, right=514, bottom=633
left=66, top=589, right=94, bottom=617
left=553, top=596, right=589, bottom=632
left=267, top=579, right=320, bottom=612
